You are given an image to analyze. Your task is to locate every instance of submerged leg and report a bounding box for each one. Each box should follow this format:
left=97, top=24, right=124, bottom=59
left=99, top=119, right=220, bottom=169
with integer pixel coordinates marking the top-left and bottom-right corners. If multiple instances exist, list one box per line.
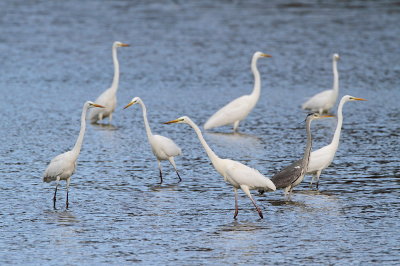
left=168, top=157, right=181, bottom=182
left=108, top=113, right=113, bottom=124
left=310, top=173, right=316, bottom=189
left=241, top=185, right=263, bottom=219
left=98, top=113, right=103, bottom=122
left=234, top=188, right=239, bottom=219
left=315, top=170, right=322, bottom=190
left=233, top=121, right=240, bottom=132
left=53, top=176, right=60, bottom=209
left=158, top=160, right=163, bottom=184
left=66, top=177, right=70, bottom=209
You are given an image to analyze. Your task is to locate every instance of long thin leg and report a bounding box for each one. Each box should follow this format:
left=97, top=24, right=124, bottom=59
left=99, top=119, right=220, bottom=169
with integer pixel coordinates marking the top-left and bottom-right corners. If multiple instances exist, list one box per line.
left=310, top=173, right=316, bottom=189
left=168, top=157, right=181, bottom=182
left=109, top=113, right=113, bottom=124
left=233, top=188, right=239, bottom=219
left=53, top=176, right=60, bottom=209
left=66, top=177, right=70, bottom=209
left=158, top=160, right=163, bottom=184
left=316, top=170, right=322, bottom=190
left=233, top=121, right=240, bottom=132
left=241, top=185, right=263, bottom=219
left=284, top=186, right=291, bottom=201
left=98, top=113, right=103, bottom=122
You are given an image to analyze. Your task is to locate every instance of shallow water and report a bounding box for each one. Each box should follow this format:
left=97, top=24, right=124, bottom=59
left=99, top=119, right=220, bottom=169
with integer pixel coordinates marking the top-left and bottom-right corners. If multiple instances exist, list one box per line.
left=1, top=0, right=399, bottom=264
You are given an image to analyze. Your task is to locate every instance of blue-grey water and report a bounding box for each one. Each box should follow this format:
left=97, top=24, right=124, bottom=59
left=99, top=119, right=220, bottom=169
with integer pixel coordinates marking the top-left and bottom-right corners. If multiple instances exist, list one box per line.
left=1, top=0, right=399, bottom=265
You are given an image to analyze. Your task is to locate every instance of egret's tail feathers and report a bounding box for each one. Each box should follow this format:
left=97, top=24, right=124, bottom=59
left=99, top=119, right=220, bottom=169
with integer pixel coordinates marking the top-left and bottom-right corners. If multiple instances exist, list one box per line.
left=204, top=121, right=215, bottom=130
left=266, top=179, right=276, bottom=191
left=43, top=175, right=56, bottom=183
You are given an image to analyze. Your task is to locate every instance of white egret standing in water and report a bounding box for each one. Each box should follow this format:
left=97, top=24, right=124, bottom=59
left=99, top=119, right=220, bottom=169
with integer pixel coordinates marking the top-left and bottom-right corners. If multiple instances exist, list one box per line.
left=302, top=54, right=340, bottom=114
left=204, top=52, right=271, bottom=132
left=307, top=95, right=367, bottom=189
left=89, top=41, right=129, bottom=124
left=124, top=97, right=182, bottom=183
left=165, top=116, right=276, bottom=219
left=43, top=101, right=105, bottom=209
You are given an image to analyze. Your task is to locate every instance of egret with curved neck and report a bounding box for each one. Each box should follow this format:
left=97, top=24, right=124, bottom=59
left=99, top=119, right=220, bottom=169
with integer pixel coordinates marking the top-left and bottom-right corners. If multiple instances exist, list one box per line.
left=302, top=53, right=340, bottom=114
left=165, top=116, right=276, bottom=219
left=124, top=97, right=182, bottom=183
left=307, top=95, right=366, bottom=189
left=43, top=101, right=104, bottom=209
left=89, top=41, right=129, bottom=124
left=204, top=52, right=271, bottom=132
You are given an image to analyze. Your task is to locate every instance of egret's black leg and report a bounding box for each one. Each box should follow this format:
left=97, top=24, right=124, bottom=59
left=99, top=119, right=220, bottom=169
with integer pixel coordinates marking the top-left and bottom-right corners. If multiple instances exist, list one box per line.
left=176, top=171, right=182, bottom=182
left=158, top=161, right=163, bottom=184
left=234, top=188, right=239, bottom=219
left=53, top=176, right=60, bottom=209
left=53, top=185, right=58, bottom=209
left=159, top=169, right=163, bottom=184
left=66, top=178, right=70, bottom=209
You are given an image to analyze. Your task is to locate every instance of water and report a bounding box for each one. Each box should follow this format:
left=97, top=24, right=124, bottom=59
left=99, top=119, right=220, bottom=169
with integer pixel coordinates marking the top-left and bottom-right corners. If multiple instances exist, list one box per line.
left=1, top=0, right=399, bottom=264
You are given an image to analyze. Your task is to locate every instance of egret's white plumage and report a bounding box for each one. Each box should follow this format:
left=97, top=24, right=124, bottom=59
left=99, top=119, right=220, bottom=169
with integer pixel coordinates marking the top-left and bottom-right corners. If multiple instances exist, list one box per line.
left=43, top=101, right=104, bottom=208
left=307, top=95, right=366, bottom=188
left=89, top=41, right=129, bottom=124
left=124, top=97, right=182, bottom=183
left=204, top=52, right=271, bottom=132
left=165, top=116, right=276, bottom=219
left=302, top=54, right=340, bottom=114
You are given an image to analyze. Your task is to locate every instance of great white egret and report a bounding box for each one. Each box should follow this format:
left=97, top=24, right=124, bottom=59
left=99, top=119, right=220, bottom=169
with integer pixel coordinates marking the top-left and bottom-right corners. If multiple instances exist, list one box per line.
left=89, top=41, right=129, bottom=124
left=204, top=52, right=271, bottom=132
left=302, top=53, right=340, bottom=114
left=43, top=101, right=105, bottom=209
left=165, top=116, right=276, bottom=219
left=307, top=95, right=367, bottom=189
left=124, top=97, right=182, bottom=183
left=263, top=113, right=333, bottom=196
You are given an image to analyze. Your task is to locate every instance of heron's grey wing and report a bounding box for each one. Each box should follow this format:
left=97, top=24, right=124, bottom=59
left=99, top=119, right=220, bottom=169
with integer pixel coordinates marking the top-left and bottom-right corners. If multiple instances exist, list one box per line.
left=271, top=159, right=303, bottom=189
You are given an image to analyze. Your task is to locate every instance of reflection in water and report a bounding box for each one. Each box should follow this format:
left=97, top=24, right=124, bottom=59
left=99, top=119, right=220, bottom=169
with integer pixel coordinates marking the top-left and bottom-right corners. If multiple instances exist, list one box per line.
left=205, top=131, right=263, bottom=148
left=91, top=122, right=118, bottom=131
left=148, top=183, right=180, bottom=192
left=44, top=209, right=79, bottom=226
left=217, top=220, right=264, bottom=233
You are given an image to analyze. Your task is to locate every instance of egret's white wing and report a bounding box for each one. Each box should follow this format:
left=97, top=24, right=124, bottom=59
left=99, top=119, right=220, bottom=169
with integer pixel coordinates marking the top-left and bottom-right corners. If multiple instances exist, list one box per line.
left=225, top=161, right=276, bottom=191
left=204, top=95, right=252, bottom=129
left=302, top=90, right=332, bottom=110
left=153, top=135, right=181, bottom=157
left=308, top=145, right=335, bottom=172
left=43, top=151, right=75, bottom=182
left=89, top=89, right=116, bottom=122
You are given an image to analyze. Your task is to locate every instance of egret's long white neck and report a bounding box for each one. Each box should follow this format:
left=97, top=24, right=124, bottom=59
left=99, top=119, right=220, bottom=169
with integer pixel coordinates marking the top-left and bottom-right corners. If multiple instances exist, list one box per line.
left=332, top=59, right=339, bottom=94
left=72, top=103, right=89, bottom=159
left=331, top=98, right=346, bottom=148
left=186, top=119, right=220, bottom=166
left=250, top=55, right=261, bottom=101
left=138, top=100, right=153, bottom=140
left=110, top=45, right=120, bottom=93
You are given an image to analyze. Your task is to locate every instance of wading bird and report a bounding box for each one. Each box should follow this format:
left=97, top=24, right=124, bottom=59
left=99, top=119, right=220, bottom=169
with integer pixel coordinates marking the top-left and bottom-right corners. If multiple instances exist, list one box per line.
left=43, top=101, right=104, bottom=209
left=165, top=116, right=276, bottom=219
left=307, top=95, right=367, bottom=189
left=302, top=53, right=340, bottom=114
left=124, top=97, right=182, bottom=183
left=259, top=113, right=333, bottom=197
left=204, top=52, right=271, bottom=132
left=89, top=41, right=129, bottom=124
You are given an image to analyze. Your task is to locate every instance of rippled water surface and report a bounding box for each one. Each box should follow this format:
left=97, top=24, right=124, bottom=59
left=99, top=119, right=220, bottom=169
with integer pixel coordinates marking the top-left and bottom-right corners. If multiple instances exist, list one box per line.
left=1, top=0, right=399, bottom=264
